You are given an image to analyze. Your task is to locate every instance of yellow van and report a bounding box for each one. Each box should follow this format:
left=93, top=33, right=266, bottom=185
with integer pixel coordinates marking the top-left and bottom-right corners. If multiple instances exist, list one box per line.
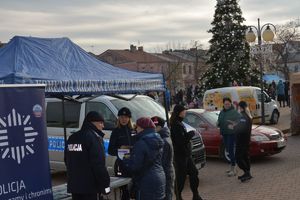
left=203, top=86, right=280, bottom=124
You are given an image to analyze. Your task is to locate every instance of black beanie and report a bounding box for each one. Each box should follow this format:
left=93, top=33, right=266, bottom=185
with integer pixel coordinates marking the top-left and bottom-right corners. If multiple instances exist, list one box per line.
left=85, top=111, right=104, bottom=122
left=173, top=104, right=186, bottom=115
left=238, top=101, right=248, bottom=109
left=118, top=107, right=132, bottom=117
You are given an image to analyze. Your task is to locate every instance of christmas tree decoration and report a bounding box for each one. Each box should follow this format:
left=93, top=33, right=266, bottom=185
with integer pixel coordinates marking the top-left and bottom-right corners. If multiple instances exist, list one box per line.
left=199, top=0, right=259, bottom=92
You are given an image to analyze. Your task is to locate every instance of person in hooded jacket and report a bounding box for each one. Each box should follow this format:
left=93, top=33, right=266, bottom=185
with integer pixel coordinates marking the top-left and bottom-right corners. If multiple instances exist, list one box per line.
left=277, top=80, right=285, bottom=107
left=233, top=101, right=253, bottom=182
left=218, top=97, right=241, bottom=177
left=108, top=107, right=135, bottom=200
left=122, top=117, right=166, bottom=200
left=65, top=111, right=110, bottom=200
left=151, top=116, right=175, bottom=200
left=170, top=104, right=202, bottom=200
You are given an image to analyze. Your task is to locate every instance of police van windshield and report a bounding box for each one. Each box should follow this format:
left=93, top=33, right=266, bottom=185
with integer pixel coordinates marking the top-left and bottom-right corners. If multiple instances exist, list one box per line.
left=110, top=97, right=166, bottom=122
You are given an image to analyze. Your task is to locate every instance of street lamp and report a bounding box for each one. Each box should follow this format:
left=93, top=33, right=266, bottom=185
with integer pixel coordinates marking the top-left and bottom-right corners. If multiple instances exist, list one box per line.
left=246, top=18, right=276, bottom=124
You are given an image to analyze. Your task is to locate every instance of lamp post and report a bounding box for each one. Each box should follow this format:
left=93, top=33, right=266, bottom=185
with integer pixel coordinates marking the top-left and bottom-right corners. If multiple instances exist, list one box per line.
left=246, top=18, right=276, bottom=124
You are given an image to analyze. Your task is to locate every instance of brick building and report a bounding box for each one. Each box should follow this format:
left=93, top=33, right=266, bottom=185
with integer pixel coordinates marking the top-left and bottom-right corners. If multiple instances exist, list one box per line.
left=98, top=45, right=209, bottom=95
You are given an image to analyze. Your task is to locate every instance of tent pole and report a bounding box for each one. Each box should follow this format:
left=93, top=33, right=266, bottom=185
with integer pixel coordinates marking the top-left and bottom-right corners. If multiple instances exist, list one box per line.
left=163, top=91, right=170, bottom=127
left=162, top=74, right=170, bottom=127
left=62, top=96, right=67, bottom=151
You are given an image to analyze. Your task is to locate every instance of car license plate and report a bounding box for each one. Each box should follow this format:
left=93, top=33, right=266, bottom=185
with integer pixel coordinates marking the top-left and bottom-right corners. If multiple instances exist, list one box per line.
left=277, top=140, right=286, bottom=148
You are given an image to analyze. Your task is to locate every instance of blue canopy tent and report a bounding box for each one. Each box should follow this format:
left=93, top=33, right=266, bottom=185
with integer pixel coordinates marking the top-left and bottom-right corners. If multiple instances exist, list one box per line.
left=0, top=36, right=165, bottom=94
left=0, top=36, right=167, bottom=143
left=263, top=74, right=285, bottom=84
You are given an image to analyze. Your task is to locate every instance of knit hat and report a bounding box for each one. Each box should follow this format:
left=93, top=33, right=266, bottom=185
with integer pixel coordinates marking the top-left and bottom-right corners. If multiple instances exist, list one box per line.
left=85, top=111, right=104, bottom=122
left=173, top=104, right=187, bottom=115
left=238, top=101, right=248, bottom=109
left=136, top=117, right=156, bottom=129
left=118, top=107, right=132, bottom=117
left=151, top=116, right=165, bottom=127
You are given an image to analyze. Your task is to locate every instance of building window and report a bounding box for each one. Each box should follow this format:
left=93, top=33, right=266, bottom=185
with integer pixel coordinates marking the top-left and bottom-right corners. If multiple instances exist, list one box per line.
left=183, top=65, right=186, bottom=74
left=189, top=65, right=192, bottom=74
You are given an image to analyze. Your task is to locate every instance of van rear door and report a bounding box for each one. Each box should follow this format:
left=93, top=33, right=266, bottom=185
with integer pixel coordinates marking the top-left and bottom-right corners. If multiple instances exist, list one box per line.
left=46, top=100, right=82, bottom=170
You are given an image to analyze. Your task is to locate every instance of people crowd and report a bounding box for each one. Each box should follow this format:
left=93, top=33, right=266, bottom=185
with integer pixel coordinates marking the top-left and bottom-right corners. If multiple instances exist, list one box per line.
left=267, top=80, right=290, bottom=107
left=65, top=79, right=288, bottom=199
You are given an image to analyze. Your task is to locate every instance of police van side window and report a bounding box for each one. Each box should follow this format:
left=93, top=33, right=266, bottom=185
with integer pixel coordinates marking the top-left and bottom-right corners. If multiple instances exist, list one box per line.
left=85, top=102, right=117, bottom=130
left=46, top=102, right=81, bottom=128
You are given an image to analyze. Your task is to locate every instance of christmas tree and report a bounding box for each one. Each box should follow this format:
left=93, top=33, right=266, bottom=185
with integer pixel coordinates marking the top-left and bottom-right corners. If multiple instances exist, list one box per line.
left=199, top=0, right=259, bottom=93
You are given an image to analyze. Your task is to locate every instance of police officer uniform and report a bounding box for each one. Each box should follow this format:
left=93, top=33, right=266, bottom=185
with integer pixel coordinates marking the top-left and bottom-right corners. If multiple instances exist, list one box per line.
left=65, top=111, right=110, bottom=200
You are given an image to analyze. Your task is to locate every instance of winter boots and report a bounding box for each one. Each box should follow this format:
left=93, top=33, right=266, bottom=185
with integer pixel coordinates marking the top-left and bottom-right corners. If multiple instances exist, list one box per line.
left=227, top=165, right=237, bottom=177
left=192, top=193, right=203, bottom=200
left=239, top=171, right=253, bottom=182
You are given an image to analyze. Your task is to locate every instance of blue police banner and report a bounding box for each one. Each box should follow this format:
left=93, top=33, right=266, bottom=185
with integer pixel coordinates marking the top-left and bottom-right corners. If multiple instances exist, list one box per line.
left=0, top=85, right=53, bottom=200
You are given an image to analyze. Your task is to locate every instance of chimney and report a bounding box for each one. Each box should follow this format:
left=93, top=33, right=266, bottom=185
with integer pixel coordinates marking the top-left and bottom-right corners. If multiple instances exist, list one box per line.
left=138, top=46, right=143, bottom=51
left=130, top=44, right=137, bottom=52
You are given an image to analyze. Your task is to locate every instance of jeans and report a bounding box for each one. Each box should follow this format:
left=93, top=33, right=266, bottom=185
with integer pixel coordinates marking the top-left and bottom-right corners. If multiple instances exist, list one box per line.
left=223, top=134, right=236, bottom=166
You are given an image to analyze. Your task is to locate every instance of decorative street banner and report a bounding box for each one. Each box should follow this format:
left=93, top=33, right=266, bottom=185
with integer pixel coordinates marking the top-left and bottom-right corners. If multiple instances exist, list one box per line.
left=0, top=85, right=53, bottom=200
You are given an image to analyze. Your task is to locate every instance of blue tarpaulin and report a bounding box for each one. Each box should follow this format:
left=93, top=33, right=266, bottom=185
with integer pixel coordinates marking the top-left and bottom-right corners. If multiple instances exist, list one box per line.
left=0, top=36, right=165, bottom=94
left=263, top=74, right=285, bottom=84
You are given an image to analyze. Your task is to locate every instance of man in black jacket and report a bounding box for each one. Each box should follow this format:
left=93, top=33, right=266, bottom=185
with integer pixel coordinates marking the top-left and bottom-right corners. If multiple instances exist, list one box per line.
left=65, top=111, right=110, bottom=200
left=234, top=101, right=253, bottom=182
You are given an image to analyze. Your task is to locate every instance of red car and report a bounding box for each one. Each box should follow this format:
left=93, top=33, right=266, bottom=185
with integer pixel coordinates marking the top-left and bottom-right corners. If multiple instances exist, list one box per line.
left=183, top=109, right=287, bottom=161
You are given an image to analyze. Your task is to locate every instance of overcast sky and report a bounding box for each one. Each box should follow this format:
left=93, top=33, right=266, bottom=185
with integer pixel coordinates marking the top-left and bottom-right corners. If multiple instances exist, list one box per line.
left=0, top=0, right=299, bottom=54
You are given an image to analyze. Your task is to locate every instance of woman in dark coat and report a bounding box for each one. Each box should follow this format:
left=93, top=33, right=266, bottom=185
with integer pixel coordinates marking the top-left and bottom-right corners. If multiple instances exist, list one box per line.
left=170, top=105, right=202, bottom=200
left=122, top=117, right=166, bottom=200
left=108, top=107, right=135, bottom=199
left=234, top=101, right=253, bottom=182
left=151, top=116, right=175, bottom=200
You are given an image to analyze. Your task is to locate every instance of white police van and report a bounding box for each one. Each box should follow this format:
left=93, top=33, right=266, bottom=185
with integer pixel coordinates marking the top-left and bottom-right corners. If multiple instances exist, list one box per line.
left=46, top=95, right=206, bottom=174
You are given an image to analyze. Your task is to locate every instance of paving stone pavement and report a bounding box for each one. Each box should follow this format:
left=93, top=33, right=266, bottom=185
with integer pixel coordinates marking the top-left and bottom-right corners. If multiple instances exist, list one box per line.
left=180, top=105, right=295, bottom=200
left=182, top=135, right=300, bottom=200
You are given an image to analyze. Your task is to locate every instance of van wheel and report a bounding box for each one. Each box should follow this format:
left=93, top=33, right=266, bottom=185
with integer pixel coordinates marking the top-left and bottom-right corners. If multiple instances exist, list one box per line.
left=220, top=144, right=231, bottom=163
left=270, top=110, right=279, bottom=124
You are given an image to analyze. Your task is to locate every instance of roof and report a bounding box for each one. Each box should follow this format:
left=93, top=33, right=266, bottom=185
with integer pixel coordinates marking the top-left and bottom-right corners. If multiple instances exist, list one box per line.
left=101, top=49, right=167, bottom=63
left=204, top=86, right=261, bottom=93
left=153, top=53, right=191, bottom=63
left=0, top=36, right=165, bottom=94
left=187, top=108, right=206, bottom=113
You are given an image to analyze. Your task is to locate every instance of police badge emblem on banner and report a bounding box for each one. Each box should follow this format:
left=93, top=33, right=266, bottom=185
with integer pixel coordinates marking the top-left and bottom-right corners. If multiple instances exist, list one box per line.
left=0, top=85, right=53, bottom=200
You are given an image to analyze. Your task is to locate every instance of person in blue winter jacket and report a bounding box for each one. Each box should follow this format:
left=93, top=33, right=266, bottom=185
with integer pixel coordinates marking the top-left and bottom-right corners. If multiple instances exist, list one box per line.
left=122, top=117, right=166, bottom=200
left=277, top=80, right=285, bottom=107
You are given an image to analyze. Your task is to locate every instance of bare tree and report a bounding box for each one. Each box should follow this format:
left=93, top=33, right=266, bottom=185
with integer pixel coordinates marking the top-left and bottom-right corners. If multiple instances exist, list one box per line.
left=272, top=21, right=300, bottom=80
